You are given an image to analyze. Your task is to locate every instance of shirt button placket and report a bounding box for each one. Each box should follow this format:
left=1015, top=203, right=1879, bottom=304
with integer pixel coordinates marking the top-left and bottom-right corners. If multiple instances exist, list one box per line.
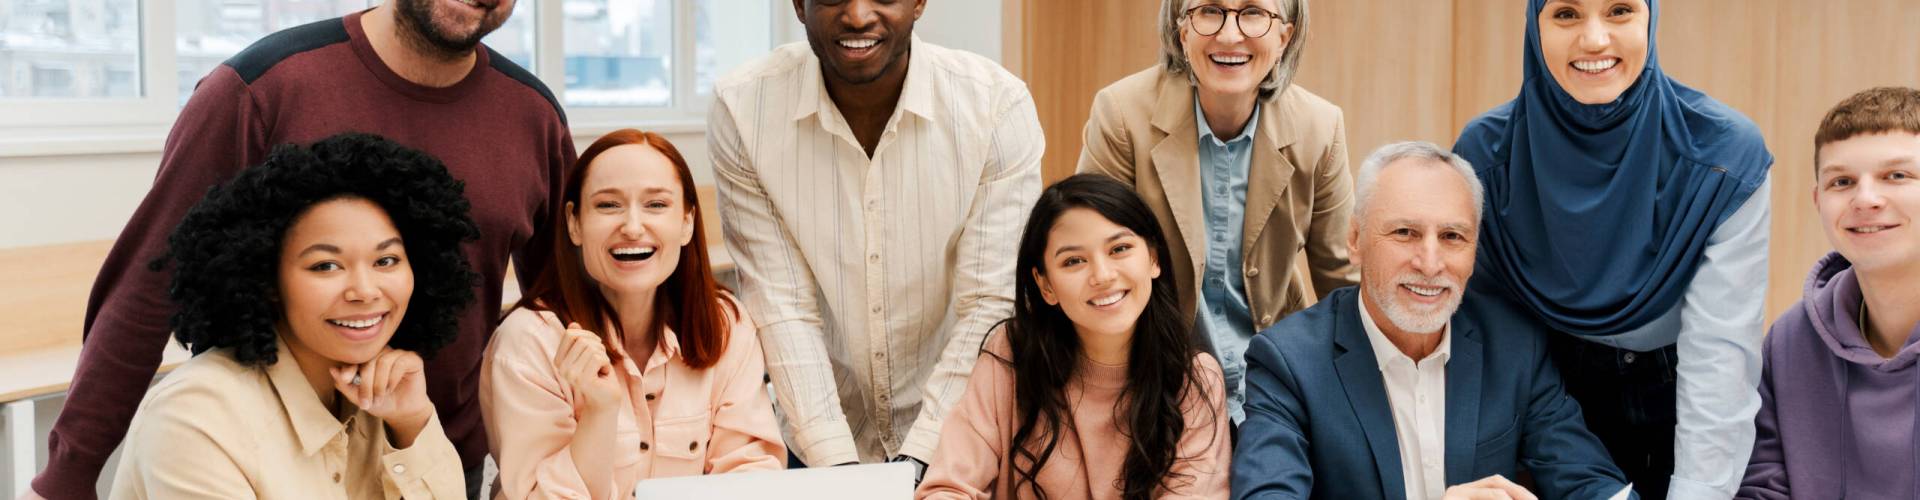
left=862, top=180, right=893, bottom=452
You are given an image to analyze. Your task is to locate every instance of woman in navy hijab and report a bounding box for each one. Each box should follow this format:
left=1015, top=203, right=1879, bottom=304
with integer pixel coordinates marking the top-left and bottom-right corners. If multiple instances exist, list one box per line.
left=1452, top=1, right=1771, bottom=499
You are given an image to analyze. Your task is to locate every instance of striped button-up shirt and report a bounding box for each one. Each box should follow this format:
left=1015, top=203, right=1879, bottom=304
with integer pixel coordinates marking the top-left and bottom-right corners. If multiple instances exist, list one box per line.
left=708, top=36, right=1043, bottom=466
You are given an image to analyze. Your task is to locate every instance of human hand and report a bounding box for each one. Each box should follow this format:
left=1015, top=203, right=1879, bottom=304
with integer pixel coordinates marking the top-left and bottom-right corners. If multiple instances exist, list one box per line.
left=329, top=347, right=434, bottom=448
left=1441, top=474, right=1538, bottom=500
left=542, top=311, right=622, bottom=414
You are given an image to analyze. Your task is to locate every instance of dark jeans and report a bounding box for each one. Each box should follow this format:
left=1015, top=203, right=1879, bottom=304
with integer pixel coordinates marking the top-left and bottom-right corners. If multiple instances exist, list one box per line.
left=1548, top=333, right=1679, bottom=500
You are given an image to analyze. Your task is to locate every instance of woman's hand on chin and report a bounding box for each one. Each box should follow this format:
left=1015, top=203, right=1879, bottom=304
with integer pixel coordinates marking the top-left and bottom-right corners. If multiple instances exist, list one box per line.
left=330, top=347, right=435, bottom=448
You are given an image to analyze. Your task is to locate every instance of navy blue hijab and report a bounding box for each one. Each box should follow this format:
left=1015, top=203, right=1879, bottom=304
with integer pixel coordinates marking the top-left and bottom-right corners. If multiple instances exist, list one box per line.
left=1452, top=0, right=1771, bottom=336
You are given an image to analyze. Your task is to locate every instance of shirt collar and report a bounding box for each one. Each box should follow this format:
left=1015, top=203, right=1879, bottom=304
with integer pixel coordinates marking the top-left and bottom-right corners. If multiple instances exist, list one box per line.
left=607, top=323, right=685, bottom=375
left=1194, top=95, right=1262, bottom=147
left=264, top=336, right=352, bottom=456
left=1357, top=289, right=1452, bottom=369
left=794, top=35, right=937, bottom=123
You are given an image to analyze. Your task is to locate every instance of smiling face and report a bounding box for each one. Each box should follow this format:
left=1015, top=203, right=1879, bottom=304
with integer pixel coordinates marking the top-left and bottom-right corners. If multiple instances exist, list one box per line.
left=1349, top=159, right=1479, bottom=335
left=794, top=0, right=925, bottom=86
left=394, top=0, right=516, bottom=54
left=1179, top=0, right=1290, bottom=101
left=276, top=197, right=414, bottom=366
left=1537, top=0, right=1650, bottom=105
left=1816, top=132, right=1920, bottom=276
left=567, top=144, right=695, bottom=302
left=1033, top=207, right=1162, bottom=344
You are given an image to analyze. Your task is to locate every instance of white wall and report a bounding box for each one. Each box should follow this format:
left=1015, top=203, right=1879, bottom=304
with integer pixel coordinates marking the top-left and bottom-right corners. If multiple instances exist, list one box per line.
left=916, top=0, right=1003, bottom=63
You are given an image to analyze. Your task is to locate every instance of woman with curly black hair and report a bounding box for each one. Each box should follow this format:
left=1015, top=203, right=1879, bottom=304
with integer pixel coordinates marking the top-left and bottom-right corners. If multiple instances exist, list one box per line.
left=917, top=174, right=1232, bottom=499
left=108, top=133, right=479, bottom=499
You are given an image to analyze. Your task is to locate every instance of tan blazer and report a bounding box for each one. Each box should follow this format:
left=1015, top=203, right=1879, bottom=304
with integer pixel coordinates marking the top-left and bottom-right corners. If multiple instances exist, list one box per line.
left=1077, top=66, right=1358, bottom=340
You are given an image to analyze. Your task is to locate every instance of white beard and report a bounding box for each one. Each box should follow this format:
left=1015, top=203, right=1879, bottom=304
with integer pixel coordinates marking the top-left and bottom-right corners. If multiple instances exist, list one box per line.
left=1366, top=277, right=1461, bottom=334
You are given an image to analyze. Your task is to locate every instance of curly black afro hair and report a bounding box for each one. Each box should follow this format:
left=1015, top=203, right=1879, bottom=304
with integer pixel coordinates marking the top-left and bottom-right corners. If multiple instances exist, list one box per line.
left=154, top=132, right=481, bottom=366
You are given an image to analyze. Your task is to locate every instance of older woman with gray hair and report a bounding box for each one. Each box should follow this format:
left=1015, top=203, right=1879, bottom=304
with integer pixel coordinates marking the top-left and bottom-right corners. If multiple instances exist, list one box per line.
left=1077, top=0, right=1356, bottom=423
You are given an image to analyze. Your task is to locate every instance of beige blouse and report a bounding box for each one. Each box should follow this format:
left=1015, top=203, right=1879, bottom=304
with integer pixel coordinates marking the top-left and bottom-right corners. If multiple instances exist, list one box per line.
left=110, top=337, right=464, bottom=499
left=481, top=299, right=784, bottom=499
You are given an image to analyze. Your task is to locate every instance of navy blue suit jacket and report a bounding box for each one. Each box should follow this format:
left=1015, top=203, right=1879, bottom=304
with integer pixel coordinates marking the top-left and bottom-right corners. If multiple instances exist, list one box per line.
left=1231, top=287, right=1631, bottom=499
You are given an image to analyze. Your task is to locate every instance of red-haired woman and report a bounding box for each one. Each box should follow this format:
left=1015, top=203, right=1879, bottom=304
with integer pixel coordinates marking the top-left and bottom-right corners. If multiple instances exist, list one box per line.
left=481, top=129, right=784, bottom=499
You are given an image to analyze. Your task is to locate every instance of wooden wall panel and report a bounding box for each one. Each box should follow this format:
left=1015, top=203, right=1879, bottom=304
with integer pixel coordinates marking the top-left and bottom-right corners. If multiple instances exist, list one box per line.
left=1010, top=0, right=1160, bottom=183
left=1770, top=1, right=1920, bottom=316
left=1657, top=1, right=1789, bottom=315
left=1292, top=0, right=1457, bottom=167
left=1451, top=2, right=1781, bottom=141
left=1014, top=0, right=1920, bottom=322
left=1450, top=3, right=1524, bottom=133
left=1445, top=0, right=1806, bottom=320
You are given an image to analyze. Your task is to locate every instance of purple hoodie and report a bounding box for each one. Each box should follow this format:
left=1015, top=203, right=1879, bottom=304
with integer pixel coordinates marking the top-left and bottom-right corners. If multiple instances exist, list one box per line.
left=1739, top=253, right=1920, bottom=500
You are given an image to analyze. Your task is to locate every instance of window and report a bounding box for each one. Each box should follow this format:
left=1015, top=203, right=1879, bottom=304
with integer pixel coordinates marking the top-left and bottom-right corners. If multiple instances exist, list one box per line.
left=548, top=0, right=778, bottom=125
left=488, top=0, right=538, bottom=72
left=175, top=0, right=375, bottom=105
left=562, top=0, right=672, bottom=107
left=0, top=0, right=141, bottom=98
left=2, top=0, right=778, bottom=151
left=694, top=0, right=772, bottom=97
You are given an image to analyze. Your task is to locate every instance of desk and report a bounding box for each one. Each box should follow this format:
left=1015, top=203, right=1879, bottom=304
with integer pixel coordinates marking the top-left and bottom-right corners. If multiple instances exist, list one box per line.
left=0, top=239, right=201, bottom=495
left=2, top=343, right=192, bottom=495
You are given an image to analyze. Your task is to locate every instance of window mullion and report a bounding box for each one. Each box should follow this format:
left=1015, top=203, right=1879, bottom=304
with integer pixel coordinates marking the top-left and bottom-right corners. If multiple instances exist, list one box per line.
left=142, top=0, right=178, bottom=125
left=537, top=0, right=567, bottom=104
left=672, top=0, right=698, bottom=118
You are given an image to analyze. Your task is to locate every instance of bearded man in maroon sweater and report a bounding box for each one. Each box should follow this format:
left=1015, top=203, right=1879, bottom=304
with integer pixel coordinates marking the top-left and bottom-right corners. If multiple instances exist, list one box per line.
left=23, top=1, right=572, bottom=498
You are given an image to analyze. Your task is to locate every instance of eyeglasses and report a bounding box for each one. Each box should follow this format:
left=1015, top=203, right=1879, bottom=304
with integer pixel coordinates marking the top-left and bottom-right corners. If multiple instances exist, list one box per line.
left=1184, top=5, right=1284, bottom=38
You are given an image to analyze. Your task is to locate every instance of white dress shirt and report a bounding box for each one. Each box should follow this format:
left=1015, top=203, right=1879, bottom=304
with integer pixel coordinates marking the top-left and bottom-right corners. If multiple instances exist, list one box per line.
left=1358, top=293, right=1452, bottom=500
left=708, top=37, right=1044, bottom=466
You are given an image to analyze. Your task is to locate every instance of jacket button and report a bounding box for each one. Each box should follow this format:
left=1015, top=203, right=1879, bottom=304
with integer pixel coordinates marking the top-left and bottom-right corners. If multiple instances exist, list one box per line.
left=689, top=441, right=700, bottom=451
left=1245, top=267, right=1259, bottom=277
left=645, top=393, right=657, bottom=401
left=332, top=472, right=341, bottom=483
left=1261, top=314, right=1274, bottom=324
left=640, top=441, right=651, bottom=451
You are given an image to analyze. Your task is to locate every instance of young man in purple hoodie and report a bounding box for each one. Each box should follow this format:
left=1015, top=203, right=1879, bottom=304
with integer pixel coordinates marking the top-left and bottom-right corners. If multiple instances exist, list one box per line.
left=1739, top=86, right=1920, bottom=499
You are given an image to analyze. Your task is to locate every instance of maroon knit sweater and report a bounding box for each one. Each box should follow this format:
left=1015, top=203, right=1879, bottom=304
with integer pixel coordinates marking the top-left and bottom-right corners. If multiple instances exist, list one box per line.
left=35, top=11, right=572, bottom=498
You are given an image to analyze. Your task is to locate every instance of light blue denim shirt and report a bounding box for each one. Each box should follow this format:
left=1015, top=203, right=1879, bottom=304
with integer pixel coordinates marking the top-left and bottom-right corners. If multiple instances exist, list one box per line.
left=1576, top=176, right=1772, bottom=500
left=1192, top=96, right=1260, bottom=423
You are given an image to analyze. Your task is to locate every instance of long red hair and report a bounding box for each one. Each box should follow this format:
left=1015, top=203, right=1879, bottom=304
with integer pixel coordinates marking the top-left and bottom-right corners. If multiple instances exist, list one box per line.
left=514, top=129, right=734, bottom=369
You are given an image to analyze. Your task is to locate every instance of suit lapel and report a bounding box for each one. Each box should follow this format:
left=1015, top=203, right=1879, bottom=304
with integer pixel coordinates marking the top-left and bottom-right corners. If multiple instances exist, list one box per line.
left=1241, top=92, right=1299, bottom=258
left=1444, top=320, right=1485, bottom=486
left=1332, top=292, right=1407, bottom=498
left=1149, top=74, right=1207, bottom=282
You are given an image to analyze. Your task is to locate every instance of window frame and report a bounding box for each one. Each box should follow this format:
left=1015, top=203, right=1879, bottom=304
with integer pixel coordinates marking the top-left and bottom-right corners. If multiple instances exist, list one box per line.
left=0, top=0, right=785, bottom=157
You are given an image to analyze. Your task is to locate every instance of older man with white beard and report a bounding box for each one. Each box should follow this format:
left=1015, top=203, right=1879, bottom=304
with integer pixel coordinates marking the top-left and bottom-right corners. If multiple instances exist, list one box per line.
left=1229, top=142, right=1636, bottom=500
